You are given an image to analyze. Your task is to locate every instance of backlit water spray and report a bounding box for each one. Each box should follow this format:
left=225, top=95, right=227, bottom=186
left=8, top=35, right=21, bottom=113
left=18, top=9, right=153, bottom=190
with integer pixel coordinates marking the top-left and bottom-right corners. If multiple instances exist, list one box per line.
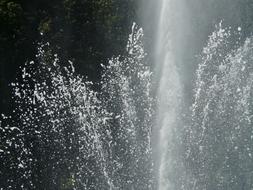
left=154, top=0, right=182, bottom=189
left=153, top=0, right=253, bottom=189
left=2, top=1, right=253, bottom=189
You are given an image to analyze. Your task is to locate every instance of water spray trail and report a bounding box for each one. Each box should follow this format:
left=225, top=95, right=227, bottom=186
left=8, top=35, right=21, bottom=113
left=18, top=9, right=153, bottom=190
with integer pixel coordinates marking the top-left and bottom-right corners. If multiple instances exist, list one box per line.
left=155, top=0, right=182, bottom=189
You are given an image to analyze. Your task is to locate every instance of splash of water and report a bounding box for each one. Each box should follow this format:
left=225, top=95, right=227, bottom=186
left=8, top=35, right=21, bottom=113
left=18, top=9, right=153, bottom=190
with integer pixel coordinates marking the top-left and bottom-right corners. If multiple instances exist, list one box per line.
left=101, top=23, right=154, bottom=189
left=187, top=23, right=253, bottom=190
left=0, top=23, right=154, bottom=189
left=154, top=1, right=253, bottom=188
left=2, top=3, right=253, bottom=190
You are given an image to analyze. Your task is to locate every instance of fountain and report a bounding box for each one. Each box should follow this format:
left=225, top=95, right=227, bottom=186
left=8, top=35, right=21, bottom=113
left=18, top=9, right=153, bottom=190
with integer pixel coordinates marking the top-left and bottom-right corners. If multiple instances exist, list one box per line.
left=154, top=0, right=182, bottom=190
left=1, top=1, right=253, bottom=190
left=0, top=23, right=154, bottom=189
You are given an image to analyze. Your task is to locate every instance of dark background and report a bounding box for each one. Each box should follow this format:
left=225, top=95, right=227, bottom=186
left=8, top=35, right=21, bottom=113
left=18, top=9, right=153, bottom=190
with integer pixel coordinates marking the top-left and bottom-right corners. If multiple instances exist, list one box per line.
left=0, top=0, right=144, bottom=115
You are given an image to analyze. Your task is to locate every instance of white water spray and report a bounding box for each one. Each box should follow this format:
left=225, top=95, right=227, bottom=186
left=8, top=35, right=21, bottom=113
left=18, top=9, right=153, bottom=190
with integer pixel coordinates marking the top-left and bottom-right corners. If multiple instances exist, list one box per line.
left=155, top=0, right=182, bottom=189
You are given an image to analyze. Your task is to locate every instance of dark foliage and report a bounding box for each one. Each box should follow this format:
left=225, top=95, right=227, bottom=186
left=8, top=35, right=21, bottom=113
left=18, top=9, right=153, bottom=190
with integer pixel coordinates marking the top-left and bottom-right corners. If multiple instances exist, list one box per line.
left=0, top=0, right=138, bottom=114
